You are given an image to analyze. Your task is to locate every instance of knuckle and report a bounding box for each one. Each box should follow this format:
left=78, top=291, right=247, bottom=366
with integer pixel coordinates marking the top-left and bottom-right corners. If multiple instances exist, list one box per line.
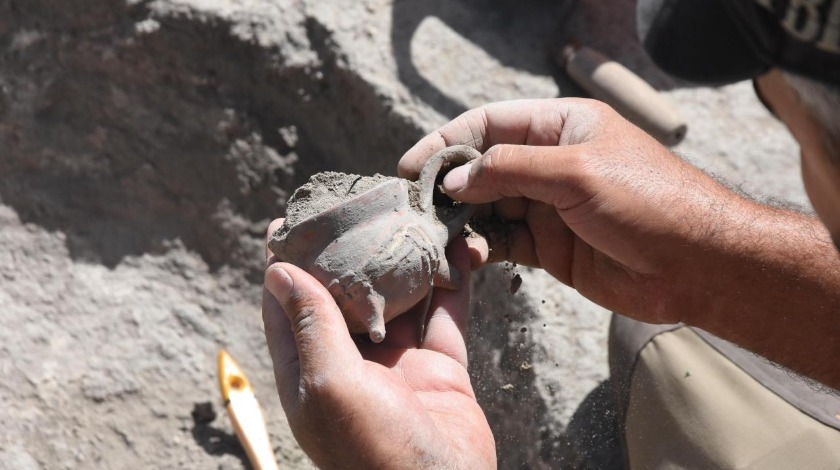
left=288, top=299, right=320, bottom=335
left=443, top=107, right=487, bottom=149
left=588, top=97, right=612, bottom=113
left=575, top=96, right=612, bottom=115
left=476, top=146, right=504, bottom=180
left=562, top=146, right=588, bottom=179
left=477, top=146, right=522, bottom=197
left=464, top=108, right=488, bottom=149
left=568, top=97, right=617, bottom=128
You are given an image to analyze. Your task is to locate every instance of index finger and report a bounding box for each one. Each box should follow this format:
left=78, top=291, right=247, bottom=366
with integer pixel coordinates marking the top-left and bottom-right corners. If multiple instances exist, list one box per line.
left=420, top=237, right=473, bottom=367
left=398, top=99, right=571, bottom=179
left=266, top=218, right=285, bottom=262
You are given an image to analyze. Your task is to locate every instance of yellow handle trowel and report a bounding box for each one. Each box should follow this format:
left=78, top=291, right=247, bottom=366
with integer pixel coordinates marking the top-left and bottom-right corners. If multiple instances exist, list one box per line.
left=218, top=350, right=280, bottom=470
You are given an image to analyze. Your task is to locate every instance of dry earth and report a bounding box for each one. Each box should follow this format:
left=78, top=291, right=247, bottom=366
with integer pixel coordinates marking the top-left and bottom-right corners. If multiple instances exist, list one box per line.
left=0, top=0, right=804, bottom=468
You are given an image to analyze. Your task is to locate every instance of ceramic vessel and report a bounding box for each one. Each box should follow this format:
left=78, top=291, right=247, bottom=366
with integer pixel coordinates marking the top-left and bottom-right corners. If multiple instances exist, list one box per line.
left=269, top=145, right=480, bottom=342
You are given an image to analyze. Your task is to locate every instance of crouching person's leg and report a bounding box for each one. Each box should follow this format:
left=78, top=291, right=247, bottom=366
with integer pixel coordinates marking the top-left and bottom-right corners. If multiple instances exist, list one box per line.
left=609, top=314, right=840, bottom=469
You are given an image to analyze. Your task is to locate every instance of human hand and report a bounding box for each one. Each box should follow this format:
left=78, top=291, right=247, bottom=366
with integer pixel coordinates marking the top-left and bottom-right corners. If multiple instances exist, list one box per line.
left=262, top=219, right=496, bottom=469
left=399, top=98, right=745, bottom=324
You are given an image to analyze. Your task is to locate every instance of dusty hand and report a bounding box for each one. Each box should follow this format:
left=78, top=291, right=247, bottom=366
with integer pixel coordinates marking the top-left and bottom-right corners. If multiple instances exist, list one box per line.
left=400, top=98, right=744, bottom=323
left=262, top=219, right=495, bottom=469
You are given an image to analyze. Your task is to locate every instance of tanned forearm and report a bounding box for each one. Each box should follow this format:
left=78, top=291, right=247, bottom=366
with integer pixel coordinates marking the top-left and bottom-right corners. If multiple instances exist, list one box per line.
left=681, top=197, right=840, bottom=390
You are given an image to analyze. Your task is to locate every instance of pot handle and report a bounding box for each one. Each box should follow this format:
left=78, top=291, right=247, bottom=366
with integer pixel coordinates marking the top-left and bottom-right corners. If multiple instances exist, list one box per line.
left=418, top=145, right=482, bottom=213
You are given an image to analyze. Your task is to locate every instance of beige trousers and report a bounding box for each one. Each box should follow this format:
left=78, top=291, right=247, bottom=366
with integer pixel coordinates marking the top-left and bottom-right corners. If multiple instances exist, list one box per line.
left=624, top=327, right=840, bottom=469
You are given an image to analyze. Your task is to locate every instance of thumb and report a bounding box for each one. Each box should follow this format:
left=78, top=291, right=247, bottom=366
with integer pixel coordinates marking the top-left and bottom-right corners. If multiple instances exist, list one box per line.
left=442, top=144, right=590, bottom=209
left=265, top=262, right=362, bottom=380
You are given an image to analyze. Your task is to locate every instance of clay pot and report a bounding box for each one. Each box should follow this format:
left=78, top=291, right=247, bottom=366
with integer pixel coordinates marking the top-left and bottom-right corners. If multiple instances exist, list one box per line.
left=268, top=145, right=481, bottom=342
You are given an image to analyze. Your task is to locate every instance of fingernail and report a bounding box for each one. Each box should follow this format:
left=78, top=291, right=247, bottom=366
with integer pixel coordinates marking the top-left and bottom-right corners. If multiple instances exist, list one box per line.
left=443, top=162, right=471, bottom=193
left=266, top=266, right=294, bottom=303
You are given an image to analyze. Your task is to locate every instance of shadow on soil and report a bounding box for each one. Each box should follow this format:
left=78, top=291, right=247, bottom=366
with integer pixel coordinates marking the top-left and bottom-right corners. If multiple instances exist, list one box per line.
left=0, top=1, right=425, bottom=282
left=391, top=0, right=694, bottom=118
left=191, top=402, right=253, bottom=469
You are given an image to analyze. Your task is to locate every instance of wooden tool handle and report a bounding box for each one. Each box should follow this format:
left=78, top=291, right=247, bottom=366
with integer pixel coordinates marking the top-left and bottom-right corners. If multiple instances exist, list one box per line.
left=219, top=350, right=279, bottom=470
left=226, top=397, right=279, bottom=470
left=563, top=46, right=687, bottom=146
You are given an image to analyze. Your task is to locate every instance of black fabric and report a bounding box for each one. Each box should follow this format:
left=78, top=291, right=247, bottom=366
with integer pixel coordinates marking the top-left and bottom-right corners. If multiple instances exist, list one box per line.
left=638, top=0, right=840, bottom=84
left=640, top=0, right=771, bottom=84
left=725, top=0, right=840, bottom=83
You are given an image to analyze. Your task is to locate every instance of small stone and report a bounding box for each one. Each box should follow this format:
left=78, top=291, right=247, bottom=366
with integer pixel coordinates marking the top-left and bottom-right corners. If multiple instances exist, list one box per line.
left=509, top=274, right=522, bottom=294
left=191, top=402, right=216, bottom=424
